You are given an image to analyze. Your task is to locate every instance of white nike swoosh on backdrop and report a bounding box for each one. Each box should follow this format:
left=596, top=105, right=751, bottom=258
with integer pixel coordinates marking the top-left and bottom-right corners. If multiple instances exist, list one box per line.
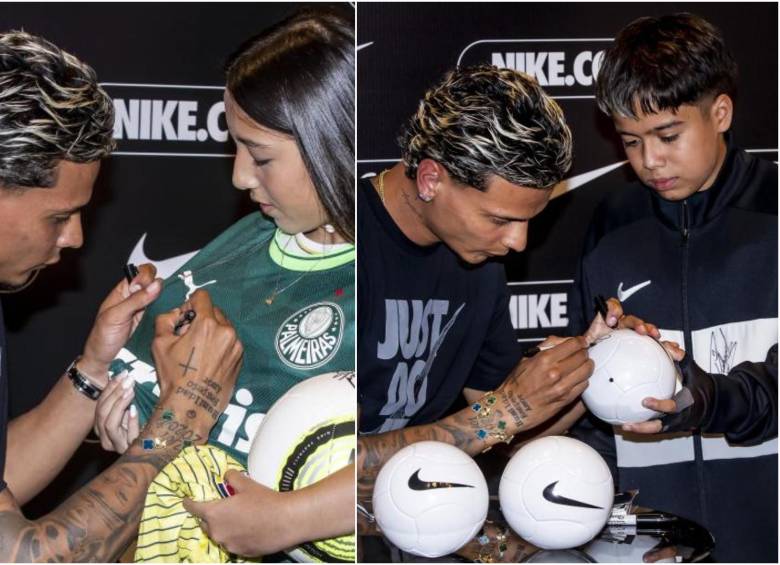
left=357, top=42, right=374, bottom=52
left=617, top=280, right=652, bottom=302
left=358, top=160, right=628, bottom=197
left=128, top=234, right=199, bottom=280
left=550, top=161, right=628, bottom=199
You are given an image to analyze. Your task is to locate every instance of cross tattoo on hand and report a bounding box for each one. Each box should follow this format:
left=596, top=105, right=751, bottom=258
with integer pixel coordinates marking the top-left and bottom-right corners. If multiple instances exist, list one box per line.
left=179, top=347, right=198, bottom=376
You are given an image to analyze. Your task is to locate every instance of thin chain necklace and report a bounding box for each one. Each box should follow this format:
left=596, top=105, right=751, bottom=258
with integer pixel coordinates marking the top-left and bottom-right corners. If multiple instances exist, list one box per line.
left=264, top=232, right=327, bottom=305
left=377, top=169, right=389, bottom=204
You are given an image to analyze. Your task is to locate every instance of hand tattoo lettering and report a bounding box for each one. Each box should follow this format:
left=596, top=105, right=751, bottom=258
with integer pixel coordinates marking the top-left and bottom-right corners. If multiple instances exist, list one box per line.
left=174, top=379, right=221, bottom=422
left=500, top=389, right=532, bottom=429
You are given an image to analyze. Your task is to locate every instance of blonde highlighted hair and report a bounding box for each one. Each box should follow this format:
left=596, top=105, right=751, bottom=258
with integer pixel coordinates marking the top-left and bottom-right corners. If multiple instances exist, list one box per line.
left=0, top=31, right=114, bottom=189
left=399, top=65, right=572, bottom=190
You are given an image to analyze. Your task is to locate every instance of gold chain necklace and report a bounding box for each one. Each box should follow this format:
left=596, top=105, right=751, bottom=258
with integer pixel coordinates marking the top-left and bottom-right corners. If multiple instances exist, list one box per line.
left=377, top=169, right=389, bottom=204
left=264, top=233, right=327, bottom=305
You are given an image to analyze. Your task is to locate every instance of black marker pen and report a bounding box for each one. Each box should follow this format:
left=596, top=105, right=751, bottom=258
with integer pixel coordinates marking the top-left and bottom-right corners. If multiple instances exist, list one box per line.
left=522, top=343, right=557, bottom=358
left=594, top=294, right=609, bottom=320
left=173, top=310, right=197, bottom=336
left=124, top=263, right=139, bottom=284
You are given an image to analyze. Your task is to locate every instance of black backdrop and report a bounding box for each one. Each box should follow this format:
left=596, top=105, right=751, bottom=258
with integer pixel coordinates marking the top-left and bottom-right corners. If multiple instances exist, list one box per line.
left=0, top=0, right=776, bottom=524
left=0, top=2, right=350, bottom=518
left=357, top=2, right=777, bottom=345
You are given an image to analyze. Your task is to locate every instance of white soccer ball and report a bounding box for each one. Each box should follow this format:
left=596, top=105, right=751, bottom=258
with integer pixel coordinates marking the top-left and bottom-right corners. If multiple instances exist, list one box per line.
left=583, top=329, right=679, bottom=425
left=372, top=441, right=489, bottom=558
left=499, top=436, right=613, bottom=550
left=247, top=371, right=355, bottom=563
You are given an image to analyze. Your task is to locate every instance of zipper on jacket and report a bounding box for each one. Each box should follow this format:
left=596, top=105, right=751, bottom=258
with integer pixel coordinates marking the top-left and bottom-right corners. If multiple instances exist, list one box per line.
left=679, top=198, right=708, bottom=527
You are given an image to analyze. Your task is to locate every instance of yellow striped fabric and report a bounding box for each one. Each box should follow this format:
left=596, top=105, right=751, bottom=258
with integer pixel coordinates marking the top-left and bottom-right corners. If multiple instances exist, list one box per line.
left=134, top=445, right=260, bottom=563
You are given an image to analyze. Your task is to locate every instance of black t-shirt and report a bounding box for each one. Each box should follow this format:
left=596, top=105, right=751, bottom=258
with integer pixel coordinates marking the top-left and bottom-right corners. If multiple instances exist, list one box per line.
left=357, top=178, right=521, bottom=434
left=0, top=303, right=7, bottom=493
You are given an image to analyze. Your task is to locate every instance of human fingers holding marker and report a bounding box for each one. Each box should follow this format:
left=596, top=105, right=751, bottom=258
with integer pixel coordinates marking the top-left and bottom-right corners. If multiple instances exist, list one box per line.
left=497, top=336, right=592, bottom=435
left=151, top=289, right=244, bottom=438
left=79, top=263, right=162, bottom=384
left=584, top=294, right=661, bottom=346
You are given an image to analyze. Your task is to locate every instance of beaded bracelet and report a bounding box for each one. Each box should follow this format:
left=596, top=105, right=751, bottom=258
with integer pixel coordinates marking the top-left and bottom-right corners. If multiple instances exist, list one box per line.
left=472, top=522, right=509, bottom=563
left=471, top=391, right=514, bottom=444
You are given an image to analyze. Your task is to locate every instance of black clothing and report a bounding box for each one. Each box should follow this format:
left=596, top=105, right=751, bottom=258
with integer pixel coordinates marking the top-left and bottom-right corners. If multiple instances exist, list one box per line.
left=0, top=303, right=7, bottom=493
left=661, top=345, right=778, bottom=443
left=357, top=178, right=520, bottom=434
left=569, top=140, right=778, bottom=562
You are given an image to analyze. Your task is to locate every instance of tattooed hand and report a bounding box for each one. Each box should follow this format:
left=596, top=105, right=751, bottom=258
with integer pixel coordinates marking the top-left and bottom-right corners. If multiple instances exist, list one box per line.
left=495, top=336, right=592, bottom=435
left=357, top=338, right=593, bottom=504
left=0, top=291, right=243, bottom=563
left=151, top=289, right=244, bottom=440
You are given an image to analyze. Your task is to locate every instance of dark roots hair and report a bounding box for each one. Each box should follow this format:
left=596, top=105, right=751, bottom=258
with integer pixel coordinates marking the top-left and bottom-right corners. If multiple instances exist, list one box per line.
left=0, top=31, right=114, bottom=189
left=399, top=65, right=572, bottom=191
left=596, top=13, right=738, bottom=118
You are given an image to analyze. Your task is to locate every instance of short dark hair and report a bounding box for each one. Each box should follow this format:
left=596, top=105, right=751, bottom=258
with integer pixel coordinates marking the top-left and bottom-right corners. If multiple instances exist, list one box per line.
left=596, top=13, right=738, bottom=118
left=0, top=31, right=114, bottom=189
left=398, top=65, right=572, bottom=191
left=226, top=6, right=355, bottom=242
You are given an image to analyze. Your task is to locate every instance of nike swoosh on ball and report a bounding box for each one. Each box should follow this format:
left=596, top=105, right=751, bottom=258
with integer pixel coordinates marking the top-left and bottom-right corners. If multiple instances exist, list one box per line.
left=542, top=481, right=604, bottom=509
left=407, top=469, right=474, bottom=490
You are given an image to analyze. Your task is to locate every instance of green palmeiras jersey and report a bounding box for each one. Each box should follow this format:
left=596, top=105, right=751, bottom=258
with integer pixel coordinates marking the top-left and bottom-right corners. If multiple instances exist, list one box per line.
left=111, top=212, right=355, bottom=465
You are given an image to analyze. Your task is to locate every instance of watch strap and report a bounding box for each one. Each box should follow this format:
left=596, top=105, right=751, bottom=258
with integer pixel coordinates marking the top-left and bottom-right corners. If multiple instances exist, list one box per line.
left=66, top=357, right=104, bottom=401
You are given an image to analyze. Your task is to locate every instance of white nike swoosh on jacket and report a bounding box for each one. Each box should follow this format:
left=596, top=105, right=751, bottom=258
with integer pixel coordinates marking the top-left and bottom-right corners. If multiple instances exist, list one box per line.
left=617, top=280, right=652, bottom=302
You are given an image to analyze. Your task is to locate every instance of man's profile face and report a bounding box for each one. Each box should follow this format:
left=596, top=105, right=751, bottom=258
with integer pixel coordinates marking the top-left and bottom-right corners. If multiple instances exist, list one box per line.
left=0, top=160, right=98, bottom=289
left=425, top=170, right=552, bottom=264
left=613, top=96, right=731, bottom=201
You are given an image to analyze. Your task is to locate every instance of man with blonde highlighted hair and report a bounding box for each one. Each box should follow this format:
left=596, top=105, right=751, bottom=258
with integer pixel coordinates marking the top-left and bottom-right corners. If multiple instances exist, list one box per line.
left=0, top=31, right=242, bottom=562
left=356, top=65, right=653, bottom=561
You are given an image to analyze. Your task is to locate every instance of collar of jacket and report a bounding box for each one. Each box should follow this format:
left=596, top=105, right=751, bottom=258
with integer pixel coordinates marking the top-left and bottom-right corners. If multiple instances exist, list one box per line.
left=650, top=132, right=749, bottom=231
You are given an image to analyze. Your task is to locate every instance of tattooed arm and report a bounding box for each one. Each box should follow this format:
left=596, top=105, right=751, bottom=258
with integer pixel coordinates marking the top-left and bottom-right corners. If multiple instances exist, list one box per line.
left=0, top=289, right=243, bottom=563
left=0, top=407, right=200, bottom=562
left=357, top=336, right=592, bottom=504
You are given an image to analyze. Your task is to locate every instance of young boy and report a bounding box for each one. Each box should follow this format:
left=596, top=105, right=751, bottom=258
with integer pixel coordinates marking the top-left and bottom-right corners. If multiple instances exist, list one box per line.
left=569, top=13, right=777, bottom=562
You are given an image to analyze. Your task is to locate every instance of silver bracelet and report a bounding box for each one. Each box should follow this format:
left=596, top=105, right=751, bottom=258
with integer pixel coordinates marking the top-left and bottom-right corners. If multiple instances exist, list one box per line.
left=66, top=357, right=104, bottom=401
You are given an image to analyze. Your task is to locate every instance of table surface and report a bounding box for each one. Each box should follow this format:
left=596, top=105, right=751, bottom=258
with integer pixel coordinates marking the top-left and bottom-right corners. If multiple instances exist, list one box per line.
left=364, top=501, right=715, bottom=563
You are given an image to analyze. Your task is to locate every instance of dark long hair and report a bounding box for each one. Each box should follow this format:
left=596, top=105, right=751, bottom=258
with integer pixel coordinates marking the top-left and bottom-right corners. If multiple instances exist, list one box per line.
left=227, top=6, right=354, bottom=242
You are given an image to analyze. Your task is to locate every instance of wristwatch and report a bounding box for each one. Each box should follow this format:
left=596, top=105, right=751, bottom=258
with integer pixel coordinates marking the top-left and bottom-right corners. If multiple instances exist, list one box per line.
left=66, top=357, right=105, bottom=400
